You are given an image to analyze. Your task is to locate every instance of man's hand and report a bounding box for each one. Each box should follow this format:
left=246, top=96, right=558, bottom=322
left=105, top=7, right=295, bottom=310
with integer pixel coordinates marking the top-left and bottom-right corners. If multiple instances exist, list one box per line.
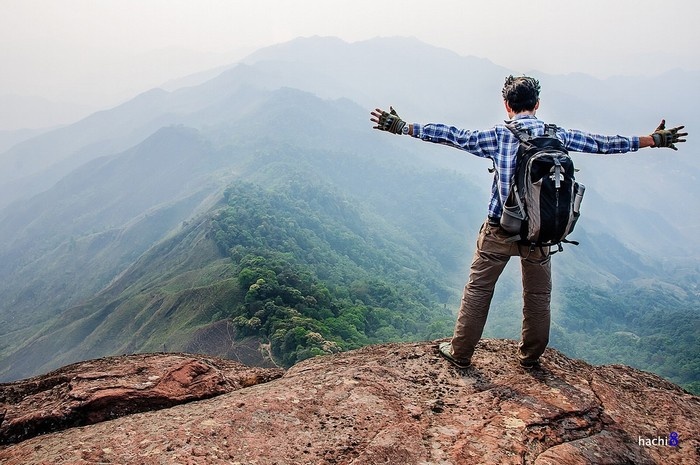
left=651, top=119, right=688, bottom=150
left=370, top=106, right=407, bottom=135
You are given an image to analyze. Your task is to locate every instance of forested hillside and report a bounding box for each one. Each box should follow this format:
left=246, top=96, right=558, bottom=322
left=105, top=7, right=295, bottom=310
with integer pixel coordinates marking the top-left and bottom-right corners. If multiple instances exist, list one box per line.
left=210, top=182, right=456, bottom=365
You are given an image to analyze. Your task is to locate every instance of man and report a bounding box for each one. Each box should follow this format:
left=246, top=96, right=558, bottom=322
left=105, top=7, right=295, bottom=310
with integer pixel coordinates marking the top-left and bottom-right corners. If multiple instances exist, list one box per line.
left=370, top=75, right=687, bottom=369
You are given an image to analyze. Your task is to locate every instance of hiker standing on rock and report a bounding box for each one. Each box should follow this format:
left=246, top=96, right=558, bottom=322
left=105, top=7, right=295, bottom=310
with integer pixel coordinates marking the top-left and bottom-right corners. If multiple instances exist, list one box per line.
left=371, top=75, right=687, bottom=369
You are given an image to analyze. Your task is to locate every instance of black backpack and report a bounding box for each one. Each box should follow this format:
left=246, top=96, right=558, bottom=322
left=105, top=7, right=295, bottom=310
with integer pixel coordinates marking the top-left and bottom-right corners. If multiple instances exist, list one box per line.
left=500, top=121, right=585, bottom=251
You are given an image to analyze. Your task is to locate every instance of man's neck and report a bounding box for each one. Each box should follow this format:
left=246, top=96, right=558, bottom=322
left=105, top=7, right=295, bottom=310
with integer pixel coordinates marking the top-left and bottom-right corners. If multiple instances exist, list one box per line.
left=511, top=111, right=537, bottom=120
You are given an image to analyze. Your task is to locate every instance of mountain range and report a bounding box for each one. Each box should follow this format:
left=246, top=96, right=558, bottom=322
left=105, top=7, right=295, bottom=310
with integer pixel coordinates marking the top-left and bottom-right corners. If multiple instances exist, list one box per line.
left=0, top=36, right=697, bottom=392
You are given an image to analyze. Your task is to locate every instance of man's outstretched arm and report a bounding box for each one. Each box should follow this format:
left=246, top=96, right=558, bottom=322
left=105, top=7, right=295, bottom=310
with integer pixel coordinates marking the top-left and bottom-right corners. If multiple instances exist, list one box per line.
left=370, top=106, right=497, bottom=157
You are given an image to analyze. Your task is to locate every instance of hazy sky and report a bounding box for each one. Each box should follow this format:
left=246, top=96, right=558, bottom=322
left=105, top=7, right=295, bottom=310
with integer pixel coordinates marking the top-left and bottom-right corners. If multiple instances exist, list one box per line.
left=2, top=0, right=698, bottom=112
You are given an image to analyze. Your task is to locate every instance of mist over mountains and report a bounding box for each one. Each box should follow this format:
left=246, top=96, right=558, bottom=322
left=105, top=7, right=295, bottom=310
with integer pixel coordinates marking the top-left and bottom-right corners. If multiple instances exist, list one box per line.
left=0, top=37, right=697, bottom=390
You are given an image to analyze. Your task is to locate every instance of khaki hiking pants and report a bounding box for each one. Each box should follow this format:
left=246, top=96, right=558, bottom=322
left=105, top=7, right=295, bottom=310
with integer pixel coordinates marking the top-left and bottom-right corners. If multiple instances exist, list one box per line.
left=451, top=219, right=552, bottom=364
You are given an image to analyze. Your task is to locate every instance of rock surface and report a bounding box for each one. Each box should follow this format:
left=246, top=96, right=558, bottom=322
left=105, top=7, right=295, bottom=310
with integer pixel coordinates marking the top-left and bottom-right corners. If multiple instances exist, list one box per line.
left=0, top=352, right=283, bottom=445
left=0, top=339, right=698, bottom=464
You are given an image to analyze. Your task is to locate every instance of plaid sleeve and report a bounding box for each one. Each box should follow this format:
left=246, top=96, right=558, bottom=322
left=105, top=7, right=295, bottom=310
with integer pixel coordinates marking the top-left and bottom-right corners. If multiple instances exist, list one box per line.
left=560, top=128, right=640, bottom=154
left=411, top=122, right=498, bottom=158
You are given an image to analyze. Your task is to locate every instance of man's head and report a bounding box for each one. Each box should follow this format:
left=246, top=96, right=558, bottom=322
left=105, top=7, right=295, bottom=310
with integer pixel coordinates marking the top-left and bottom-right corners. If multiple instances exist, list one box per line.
left=502, top=75, right=541, bottom=116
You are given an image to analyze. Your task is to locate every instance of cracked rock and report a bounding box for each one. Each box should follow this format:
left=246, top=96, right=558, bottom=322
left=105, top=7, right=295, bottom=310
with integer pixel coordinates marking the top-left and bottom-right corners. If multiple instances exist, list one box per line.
left=0, top=339, right=697, bottom=464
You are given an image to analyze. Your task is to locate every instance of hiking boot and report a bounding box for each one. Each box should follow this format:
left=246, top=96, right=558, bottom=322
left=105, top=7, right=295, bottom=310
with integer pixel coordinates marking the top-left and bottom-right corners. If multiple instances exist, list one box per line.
left=519, top=358, right=541, bottom=370
left=438, top=342, right=471, bottom=369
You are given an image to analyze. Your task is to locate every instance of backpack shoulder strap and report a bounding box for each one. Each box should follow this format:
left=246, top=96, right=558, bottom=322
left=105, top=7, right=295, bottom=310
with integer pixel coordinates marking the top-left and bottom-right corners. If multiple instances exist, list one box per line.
left=504, top=120, right=531, bottom=143
left=504, top=120, right=539, bottom=154
left=543, top=123, right=559, bottom=137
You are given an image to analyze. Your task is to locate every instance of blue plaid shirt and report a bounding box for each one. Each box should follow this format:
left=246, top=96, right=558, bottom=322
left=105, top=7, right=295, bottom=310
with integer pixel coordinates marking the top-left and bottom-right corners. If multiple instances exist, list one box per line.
left=410, top=114, right=640, bottom=220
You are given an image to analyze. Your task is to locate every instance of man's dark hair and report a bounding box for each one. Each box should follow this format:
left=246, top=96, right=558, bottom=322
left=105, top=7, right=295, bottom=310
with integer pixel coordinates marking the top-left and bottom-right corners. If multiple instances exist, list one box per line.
left=502, top=75, right=541, bottom=113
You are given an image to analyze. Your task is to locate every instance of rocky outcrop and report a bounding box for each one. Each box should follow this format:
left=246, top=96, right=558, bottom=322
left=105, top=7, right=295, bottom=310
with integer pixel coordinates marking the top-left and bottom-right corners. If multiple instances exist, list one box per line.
left=0, top=339, right=698, bottom=464
left=0, top=353, right=283, bottom=445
